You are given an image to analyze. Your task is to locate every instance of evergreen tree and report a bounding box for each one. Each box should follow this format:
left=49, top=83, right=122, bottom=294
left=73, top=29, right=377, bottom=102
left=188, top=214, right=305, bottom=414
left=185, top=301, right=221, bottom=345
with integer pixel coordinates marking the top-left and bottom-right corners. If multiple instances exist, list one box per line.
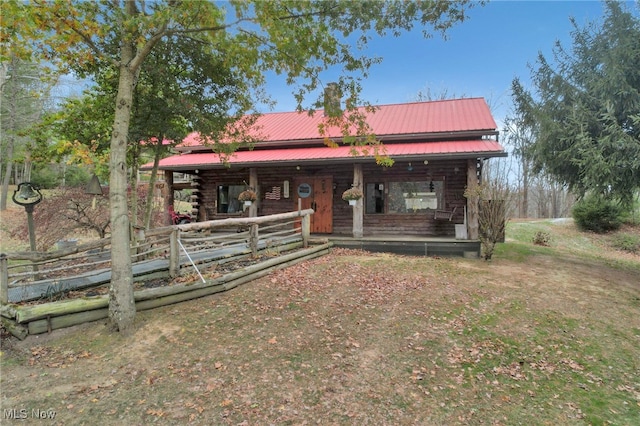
left=514, top=1, right=640, bottom=206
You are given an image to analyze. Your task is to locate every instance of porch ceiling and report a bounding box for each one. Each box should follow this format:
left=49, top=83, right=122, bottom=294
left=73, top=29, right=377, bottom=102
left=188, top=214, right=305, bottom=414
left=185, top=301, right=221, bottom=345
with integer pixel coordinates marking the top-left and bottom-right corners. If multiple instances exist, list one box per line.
left=143, top=140, right=506, bottom=171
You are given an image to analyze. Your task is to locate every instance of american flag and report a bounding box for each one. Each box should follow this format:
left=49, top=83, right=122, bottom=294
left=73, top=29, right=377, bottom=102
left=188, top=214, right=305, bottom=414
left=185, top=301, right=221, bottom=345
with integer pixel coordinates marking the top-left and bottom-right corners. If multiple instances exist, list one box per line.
left=265, top=186, right=281, bottom=200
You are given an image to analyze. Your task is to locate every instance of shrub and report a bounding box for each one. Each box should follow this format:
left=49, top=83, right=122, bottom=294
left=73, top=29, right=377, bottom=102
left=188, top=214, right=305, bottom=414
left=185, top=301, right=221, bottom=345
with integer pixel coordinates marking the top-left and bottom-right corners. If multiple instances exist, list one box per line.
left=612, top=233, right=640, bottom=254
left=572, top=195, right=622, bottom=233
left=64, top=166, right=91, bottom=187
left=30, top=166, right=61, bottom=189
left=532, top=231, right=551, bottom=246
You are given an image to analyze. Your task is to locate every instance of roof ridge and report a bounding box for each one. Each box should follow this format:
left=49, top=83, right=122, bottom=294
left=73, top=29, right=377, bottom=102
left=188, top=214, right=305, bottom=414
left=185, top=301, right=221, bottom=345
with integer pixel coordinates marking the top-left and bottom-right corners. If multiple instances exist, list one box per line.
left=257, top=97, right=486, bottom=116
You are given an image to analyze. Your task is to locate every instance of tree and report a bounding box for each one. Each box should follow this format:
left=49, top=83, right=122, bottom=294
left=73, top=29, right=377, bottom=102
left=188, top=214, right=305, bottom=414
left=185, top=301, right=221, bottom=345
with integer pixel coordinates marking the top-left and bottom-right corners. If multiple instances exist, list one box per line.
left=466, top=159, right=513, bottom=261
left=0, top=0, right=54, bottom=210
left=42, top=33, right=255, bottom=230
left=505, top=78, right=537, bottom=218
left=26, top=0, right=479, bottom=333
left=514, top=1, right=640, bottom=207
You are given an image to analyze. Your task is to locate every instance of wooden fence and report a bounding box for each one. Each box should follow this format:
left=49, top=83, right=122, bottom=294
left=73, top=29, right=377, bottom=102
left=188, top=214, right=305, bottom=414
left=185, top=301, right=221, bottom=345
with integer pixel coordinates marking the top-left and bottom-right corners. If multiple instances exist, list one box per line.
left=1, top=209, right=313, bottom=305
left=1, top=209, right=329, bottom=339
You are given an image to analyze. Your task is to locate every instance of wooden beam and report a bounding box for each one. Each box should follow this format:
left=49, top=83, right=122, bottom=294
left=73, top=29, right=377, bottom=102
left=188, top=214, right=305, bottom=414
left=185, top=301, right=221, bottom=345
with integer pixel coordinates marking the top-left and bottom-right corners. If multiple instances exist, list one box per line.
left=0, top=254, right=7, bottom=304
left=301, top=214, right=310, bottom=248
left=353, top=164, right=364, bottom=238
left=1, top=317, right=28, bottom=340
left=467, top=159, right=479, bottom=240
left=17, top=297, right=108, bottom=323
left=165, top=170, right=174, bottom=226
left=249, top=224, right=259, bottom=257
left=249, top=168, right=258, bottom=217
left=160, top=209, right=315, bottom=233
left=169, top=229, right=179, bottom=277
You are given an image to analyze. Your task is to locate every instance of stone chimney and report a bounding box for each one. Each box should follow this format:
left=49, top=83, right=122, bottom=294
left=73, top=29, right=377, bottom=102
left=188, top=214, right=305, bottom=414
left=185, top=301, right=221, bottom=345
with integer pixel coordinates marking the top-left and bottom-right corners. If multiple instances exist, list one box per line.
left=323, top=82, right=342, bottom=117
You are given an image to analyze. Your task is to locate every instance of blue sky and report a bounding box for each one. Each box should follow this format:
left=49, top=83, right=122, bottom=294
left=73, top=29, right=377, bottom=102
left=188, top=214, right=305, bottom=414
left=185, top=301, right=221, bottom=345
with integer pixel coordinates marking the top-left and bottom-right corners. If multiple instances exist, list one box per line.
left=263, top=1, right=632, bottom=127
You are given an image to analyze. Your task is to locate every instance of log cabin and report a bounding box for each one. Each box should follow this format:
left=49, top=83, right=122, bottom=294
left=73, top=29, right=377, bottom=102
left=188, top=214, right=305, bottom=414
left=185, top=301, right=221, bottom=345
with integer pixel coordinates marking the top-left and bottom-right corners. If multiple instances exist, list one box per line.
left=142, top=97, right=507, bottom=257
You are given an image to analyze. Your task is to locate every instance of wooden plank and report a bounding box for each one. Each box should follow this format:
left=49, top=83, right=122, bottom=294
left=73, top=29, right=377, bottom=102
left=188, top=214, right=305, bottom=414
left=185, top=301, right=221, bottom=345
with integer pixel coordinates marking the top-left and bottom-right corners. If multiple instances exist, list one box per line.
left=1, top=317, right=28, bottom=340
left=16, top=297, right=108, bottom=323
left=311, top=176, right=333, bottom=233
left=28, top=308, right=109, bottom=335
left=0, top=303, right=17, bottom=319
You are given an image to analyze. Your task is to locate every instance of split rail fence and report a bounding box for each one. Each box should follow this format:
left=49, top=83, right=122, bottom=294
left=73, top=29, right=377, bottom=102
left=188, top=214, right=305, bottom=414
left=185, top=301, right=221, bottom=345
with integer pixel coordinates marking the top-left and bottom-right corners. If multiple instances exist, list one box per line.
left=0, top=209, right=330, bottom=339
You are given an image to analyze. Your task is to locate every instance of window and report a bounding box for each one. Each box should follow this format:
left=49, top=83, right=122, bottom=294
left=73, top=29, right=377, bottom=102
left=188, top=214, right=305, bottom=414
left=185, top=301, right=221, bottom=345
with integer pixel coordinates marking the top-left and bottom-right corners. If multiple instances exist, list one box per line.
left=387, top=181, right=444, bottom=213
left=217, top=185, right=246, bottom=213
left=365, top=183, right=385, bottom=214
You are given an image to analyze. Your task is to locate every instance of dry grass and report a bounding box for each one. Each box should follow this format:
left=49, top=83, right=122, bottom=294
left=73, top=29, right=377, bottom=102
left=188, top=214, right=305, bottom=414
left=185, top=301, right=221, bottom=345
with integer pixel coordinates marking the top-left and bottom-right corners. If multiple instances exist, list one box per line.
left=1, top=220, right=639, bottom=425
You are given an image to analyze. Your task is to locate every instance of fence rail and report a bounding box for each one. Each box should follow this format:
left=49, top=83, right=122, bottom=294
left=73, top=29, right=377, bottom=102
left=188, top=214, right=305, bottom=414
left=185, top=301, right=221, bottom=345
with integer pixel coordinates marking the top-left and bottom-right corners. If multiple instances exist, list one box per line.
left=1, top=209, right=313, bottom=304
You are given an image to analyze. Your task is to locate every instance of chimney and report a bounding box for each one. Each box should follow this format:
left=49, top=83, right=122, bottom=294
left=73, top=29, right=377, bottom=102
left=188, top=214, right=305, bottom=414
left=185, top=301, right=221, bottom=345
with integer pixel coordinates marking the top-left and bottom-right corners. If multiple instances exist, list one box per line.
left=323, top=82, right=342, bottom=117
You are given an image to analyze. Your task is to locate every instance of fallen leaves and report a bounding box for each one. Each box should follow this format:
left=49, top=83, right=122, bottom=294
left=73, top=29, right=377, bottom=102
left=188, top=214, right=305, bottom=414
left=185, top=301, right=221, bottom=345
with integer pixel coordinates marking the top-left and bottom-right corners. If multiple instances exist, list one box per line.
left=28, top=345, right=92, bottom=368
left=145, top=408, right=166, bottom=417
left=5, top=246, right=639, bottom=425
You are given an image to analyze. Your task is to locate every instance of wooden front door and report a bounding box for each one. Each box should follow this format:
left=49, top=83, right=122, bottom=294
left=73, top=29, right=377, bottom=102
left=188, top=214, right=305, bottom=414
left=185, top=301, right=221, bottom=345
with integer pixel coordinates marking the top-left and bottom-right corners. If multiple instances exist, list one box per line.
left=294, top=176, right=333, bottom=233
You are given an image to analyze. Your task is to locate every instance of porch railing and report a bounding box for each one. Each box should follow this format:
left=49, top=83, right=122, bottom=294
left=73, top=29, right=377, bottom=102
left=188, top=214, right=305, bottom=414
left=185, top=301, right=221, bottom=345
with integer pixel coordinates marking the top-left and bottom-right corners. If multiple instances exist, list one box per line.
left=1, top=209, right=313, bottom=304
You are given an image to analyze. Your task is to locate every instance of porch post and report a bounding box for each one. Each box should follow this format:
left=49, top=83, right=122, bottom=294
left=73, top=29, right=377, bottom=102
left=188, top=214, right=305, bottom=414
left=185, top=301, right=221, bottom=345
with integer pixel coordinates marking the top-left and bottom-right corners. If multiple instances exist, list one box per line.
left=249, top=168, right=258, bottom=218
left=165, top=170, right=174, bottom=225
left=466, top=159, right=479, bottom=240
left=353, top=164, right=364, bottom=238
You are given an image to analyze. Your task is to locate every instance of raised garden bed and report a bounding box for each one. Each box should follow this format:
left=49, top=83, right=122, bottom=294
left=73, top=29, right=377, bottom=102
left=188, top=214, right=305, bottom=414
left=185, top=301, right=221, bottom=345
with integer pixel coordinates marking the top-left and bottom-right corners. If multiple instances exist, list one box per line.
left=1, top=243, right=331, bottom=340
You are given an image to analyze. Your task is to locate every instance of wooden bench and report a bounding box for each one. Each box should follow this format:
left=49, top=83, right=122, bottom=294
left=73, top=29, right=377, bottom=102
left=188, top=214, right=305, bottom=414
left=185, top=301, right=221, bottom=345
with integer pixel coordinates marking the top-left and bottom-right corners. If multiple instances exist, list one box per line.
left=434, top=206, right=457, bottom=221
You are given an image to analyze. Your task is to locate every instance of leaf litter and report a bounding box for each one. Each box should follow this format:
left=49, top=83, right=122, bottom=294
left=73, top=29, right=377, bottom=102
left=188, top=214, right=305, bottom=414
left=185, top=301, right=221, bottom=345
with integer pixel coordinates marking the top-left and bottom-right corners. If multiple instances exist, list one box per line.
left=2, top=244, right=639, bottom=425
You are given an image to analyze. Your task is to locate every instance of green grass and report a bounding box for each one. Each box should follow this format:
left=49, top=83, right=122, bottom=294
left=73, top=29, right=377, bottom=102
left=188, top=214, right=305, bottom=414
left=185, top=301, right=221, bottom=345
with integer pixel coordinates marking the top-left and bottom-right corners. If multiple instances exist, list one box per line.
left=499, top=220, right=640, bottom=273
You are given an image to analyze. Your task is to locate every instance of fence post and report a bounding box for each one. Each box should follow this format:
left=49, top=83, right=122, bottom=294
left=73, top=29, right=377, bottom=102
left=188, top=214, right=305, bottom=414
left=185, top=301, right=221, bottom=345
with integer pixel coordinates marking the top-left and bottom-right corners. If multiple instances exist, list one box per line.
left=169, top=229, right=180, bottom=277
left=249, top=224, right=259, bottom=257
left=301, top=212, right=310, bottom=248
left=0, top=254, right=8, bottom=304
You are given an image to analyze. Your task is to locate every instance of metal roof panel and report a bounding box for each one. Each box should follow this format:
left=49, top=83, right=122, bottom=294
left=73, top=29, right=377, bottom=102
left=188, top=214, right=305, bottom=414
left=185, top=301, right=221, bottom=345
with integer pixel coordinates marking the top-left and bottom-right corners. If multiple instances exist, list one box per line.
left=178, top=98, right=497, bottom=148
left=146, top=140, right=505, bottom=170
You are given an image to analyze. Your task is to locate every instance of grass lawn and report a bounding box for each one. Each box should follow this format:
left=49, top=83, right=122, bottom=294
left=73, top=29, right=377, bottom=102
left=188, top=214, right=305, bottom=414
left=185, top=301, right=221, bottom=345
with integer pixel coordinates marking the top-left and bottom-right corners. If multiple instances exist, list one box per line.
left=1, top=219, right=639, bottom=425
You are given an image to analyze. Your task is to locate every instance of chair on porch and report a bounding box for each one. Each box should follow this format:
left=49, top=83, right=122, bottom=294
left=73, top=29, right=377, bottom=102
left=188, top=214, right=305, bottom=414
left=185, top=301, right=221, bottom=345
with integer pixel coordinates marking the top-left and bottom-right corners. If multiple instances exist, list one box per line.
left=433, top=206, right=457, bottom=221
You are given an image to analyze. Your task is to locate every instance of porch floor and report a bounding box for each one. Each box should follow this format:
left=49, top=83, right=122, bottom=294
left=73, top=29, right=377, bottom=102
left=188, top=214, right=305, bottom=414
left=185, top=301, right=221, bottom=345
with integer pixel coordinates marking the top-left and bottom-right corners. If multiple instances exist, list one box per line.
left=311, top=234, right=480, bottom=258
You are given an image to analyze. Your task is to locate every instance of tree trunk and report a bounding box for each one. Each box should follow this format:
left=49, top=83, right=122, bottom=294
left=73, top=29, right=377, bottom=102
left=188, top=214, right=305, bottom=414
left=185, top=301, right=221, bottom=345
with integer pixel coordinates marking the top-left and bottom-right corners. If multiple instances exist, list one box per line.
left=108, top=47, right=137, bottom=334
left=521, top=159, right=529, bottom=218
left=144, top=141, right=164, bottom=229
left=129, top=147, right=139, bottom=228
left=0, top=140, right=14, bottom=211
left=0, top=57, right=18, bottom=211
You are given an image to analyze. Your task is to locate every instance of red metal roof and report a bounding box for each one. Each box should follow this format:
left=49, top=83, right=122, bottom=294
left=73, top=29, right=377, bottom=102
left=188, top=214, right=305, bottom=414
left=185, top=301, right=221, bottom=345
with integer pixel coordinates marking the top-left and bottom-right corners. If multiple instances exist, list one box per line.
left=148, top=140, right=505, bottom=170
left=178, top=97, right=497, bottom=148
left=142, top=97, right=505, bottom=171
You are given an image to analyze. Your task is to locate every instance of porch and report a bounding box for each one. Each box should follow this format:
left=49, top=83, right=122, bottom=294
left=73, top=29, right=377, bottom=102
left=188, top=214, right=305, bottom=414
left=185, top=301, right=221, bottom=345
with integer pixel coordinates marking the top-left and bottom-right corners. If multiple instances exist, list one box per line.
left=316, top=234, right=480, bottom=258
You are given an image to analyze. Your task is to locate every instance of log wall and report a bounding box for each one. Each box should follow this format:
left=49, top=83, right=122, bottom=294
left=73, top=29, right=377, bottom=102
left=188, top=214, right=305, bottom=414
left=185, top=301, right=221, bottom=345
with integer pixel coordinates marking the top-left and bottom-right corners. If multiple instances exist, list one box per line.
left=192, top=159, right=470, bottom=237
